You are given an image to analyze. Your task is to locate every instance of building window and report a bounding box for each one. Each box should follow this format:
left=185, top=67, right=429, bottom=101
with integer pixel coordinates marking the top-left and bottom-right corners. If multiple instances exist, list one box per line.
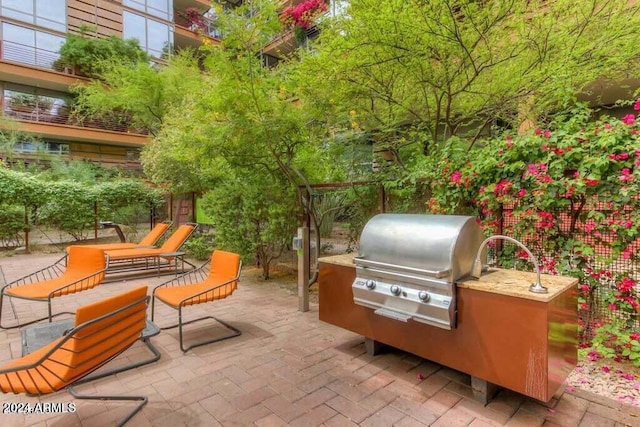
left=1, top=22, right=64, bottom=68
left=0, top=0, right=67, bottom=32
left=14, top=140, right=69, bottom=155
left=3, top=84, right=69, bottom=123
left=123, top=11, right=173, bottom=58
left=123, top=0, right=173, bottom=21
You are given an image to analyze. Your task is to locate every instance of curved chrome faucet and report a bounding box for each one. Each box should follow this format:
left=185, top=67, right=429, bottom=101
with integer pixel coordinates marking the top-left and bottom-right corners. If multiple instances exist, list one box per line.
left=471, top=235, right=548, bottom=294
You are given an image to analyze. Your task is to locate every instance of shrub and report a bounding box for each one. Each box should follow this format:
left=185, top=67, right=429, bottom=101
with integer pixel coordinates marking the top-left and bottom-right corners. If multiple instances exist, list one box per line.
left=423, top=100, right=640, bottom=358
left=54, top=25, right=149, bottom=77
left=182, top=233, right=216, bottom=261
left=0, top=205, right=25, bottom=248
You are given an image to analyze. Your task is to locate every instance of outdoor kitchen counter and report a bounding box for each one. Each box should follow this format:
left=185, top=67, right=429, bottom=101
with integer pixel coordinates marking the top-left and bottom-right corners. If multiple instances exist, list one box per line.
left=319, top=255, right=578, bottom=301
left=318, top=254, right=579, bottom=403
left=457, top=268, right=578, bottom=301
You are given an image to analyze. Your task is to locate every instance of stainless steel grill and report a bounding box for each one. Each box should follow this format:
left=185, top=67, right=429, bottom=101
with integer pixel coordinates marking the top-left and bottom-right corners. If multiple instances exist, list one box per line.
left=352, top=214, right=485, bottom=329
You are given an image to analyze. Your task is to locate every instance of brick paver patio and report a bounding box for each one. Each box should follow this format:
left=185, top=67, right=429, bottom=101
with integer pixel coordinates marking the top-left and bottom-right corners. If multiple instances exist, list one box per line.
left=0, top=253, right=639, bottom=426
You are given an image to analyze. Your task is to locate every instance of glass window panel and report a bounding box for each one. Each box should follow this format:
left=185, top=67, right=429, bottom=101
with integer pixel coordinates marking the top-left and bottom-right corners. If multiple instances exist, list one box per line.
left=123, top=0, right=145, bottom=12
left=36, top=0, right=66, bottom=30
left=2, top=23, right=36, bottom=65
left=147, top=19, right=170, bottom=55
left=1, top=8, right=32, bottom=23
left=3, top=0, right=33, bottom=14
left=35, top=32, right=63, bottom=67
left=123, top=11, right=147, bottom=45
left=3, top=23, right=35, bottom=46
left=35, top=31, right=64, bottom=52
left=147, top=0, right=170, bottom=19
left=35, top=17, right=66, bottom=33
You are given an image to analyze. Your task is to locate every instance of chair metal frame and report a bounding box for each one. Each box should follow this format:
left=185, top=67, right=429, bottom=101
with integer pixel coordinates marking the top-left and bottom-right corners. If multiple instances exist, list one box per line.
left=0, top=249, right=109, bottom=329
left=151, top=251, right=242, bottom=352
left=0, top=289, right=153, bottom=426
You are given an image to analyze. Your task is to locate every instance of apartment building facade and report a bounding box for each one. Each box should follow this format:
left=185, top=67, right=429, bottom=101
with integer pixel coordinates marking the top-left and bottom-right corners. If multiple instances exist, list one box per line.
left=0, top=0, right=226, bottom=170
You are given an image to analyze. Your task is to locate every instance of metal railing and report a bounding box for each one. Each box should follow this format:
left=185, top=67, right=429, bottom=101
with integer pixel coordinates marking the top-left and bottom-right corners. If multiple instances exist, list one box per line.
left=2, top=95, right=149, bottom=135
left=1, top=42, right=63, bottom=71
left=174, top=13, right=223, bottom=39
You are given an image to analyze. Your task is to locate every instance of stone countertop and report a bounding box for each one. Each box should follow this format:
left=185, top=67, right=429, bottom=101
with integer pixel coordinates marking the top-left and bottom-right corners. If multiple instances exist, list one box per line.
left=319, top=254, right=357, bottom=268
left=457, top=268, right=577, bottom=302
left=319, top=254, right=577, bottom=302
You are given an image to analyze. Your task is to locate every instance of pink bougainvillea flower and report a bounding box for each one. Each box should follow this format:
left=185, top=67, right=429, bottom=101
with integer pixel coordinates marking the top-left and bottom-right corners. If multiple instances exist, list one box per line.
left=584, top=219, right=596, bottom=233
left=566, top=386, right=575, bottom=392
left=505, top=134, right=512, bottom=141
left=584, top=178, right=599, bottom=186
left=608, top=303, right=617, bottom=310
left=516, top=189, right=526, bottom=198
left=450, top=170, right=462, bottom=184
left=622, top=114, right=636, bottom=125
left=619, top=168, right=633, bottom=182
left=624, top=220, right=634, bottom=229
left=604, top=123, right=613, bottom=130
left=634, top=98, right=640, bottom=111
left=602, top=365, right=611, bottom=373
left=534, top=128, right=542, bottom=135
left=617, top=276, right=635, bottom=292
left=580, top=284, right=589, bottom=292
left=543, top=130, right=551, bottom=138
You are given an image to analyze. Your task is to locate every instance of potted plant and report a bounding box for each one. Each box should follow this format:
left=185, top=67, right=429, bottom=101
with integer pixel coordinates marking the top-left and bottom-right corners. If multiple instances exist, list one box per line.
left=280, top=0, right=328, bottom=43
left=53, top=25, right=149, bottom=77
left=179, top=7, right=209, bottom=33
left=8, top=94, right=38, bottom=113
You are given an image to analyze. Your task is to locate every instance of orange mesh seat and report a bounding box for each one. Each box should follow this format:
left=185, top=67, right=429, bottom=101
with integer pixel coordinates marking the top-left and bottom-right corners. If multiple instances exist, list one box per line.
left=152, top=250, right=242, bottom=352
left=0, top=286, right=151, bottom=425
left=106, top=224, right=196, bottom=260
left=0, top=246, right=108, bottom=329
left=83, top=221, right=172, bottom=251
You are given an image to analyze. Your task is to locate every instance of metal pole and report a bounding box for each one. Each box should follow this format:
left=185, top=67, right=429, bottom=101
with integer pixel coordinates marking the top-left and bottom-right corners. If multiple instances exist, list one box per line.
left=298, top=225, right=310, bottom=312
left=24, top=206, right=29, bottom=254
left=94, top=201, right=98, bottom=240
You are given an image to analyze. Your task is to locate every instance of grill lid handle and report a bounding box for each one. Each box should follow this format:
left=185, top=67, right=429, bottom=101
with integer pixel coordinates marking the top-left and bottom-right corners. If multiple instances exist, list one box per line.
left=353, top=257, right=451, bottom=279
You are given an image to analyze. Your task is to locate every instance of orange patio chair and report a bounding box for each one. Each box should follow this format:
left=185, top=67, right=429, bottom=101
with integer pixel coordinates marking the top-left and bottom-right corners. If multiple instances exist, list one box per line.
left=151, top=250, right=242, bottom=352
left=0, top=286, right=150, bottom=426
left=84, top=220, right=172, bottom=250
left=105, top=223, right=198, bottom=275
left=0, top=246, right=108, bottom=329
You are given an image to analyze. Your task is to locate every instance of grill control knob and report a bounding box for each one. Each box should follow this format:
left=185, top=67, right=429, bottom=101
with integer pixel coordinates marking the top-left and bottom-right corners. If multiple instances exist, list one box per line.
left=418, top=291, right=431, bottom=302
left=365, top=279, right=376, bottom=290
left=390, top=285, right=401, bottom=296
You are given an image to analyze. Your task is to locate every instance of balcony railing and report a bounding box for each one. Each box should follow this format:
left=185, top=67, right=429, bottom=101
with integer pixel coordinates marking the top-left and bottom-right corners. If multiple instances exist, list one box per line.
left=1, top=41, right=63, bottom=72
left=2, top=96, right=149, bottom=136
left=174, top=12, right=223, bottom=39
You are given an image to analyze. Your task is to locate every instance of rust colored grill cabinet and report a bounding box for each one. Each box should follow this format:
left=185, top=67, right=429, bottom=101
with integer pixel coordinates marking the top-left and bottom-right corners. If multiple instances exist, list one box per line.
left=320, top=214, right=578, bottom=404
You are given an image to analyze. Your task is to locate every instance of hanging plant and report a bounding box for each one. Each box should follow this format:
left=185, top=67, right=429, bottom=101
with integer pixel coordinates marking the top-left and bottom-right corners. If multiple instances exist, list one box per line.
left=280, top=0, right=327, bottom=33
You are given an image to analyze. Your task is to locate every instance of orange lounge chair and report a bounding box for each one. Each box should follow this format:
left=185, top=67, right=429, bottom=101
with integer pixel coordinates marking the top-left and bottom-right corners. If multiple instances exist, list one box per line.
left=152, top=250, right=242, bottom=352
left=0, top=286, right=150, bottom=425
left=0, top=246, right=108, bottom=329
left=84, top=220, right=172, bottom=251
left=105, top=223, right=198, bottom=275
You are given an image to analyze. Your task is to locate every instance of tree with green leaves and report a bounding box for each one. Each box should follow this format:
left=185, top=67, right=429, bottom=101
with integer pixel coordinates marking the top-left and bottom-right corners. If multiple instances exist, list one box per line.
left=71, top=50, right=203, bottom=138
left=138, top=0, right=343, bottom=275
left=294, top=0, right=640, bottom=158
